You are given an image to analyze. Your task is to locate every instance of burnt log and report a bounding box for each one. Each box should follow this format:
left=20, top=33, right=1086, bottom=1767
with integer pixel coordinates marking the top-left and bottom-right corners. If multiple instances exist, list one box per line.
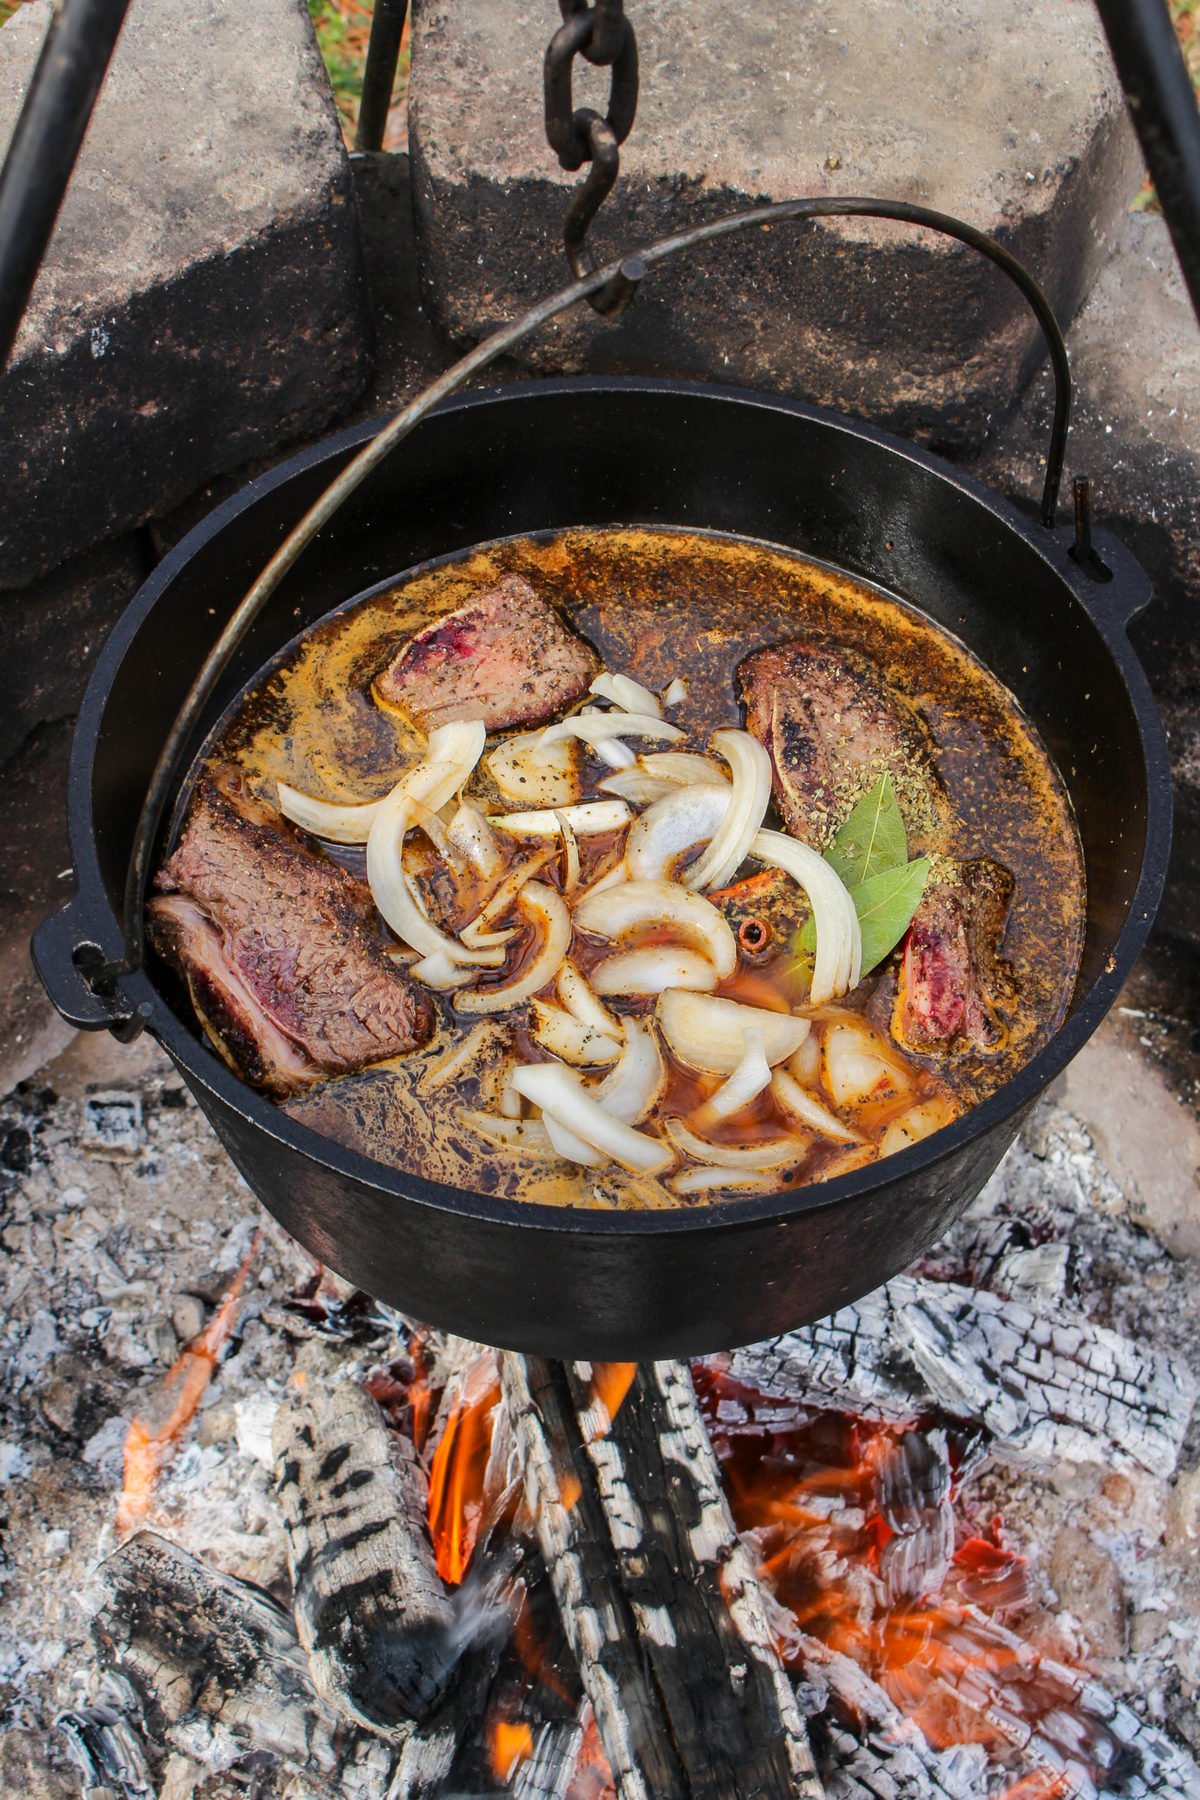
left=502, top=1354, right=825, bottom=1800
left=272, top=1375, right=460, bottom=1733
left=725, top=1273, right=1196, bottom=1478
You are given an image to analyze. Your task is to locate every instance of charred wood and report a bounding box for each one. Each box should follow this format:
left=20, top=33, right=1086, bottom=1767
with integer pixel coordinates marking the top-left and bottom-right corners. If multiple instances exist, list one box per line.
left=272, top=1375, right=460, bottom=1732
left=55, top=1702, right=155, bottom=1800
left=725, top=1273, right=1196, bottom=1478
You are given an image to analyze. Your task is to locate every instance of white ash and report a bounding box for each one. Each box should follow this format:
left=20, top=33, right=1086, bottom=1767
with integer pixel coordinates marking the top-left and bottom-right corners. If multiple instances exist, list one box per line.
left=0, top=1028, right=1197, bottom=1796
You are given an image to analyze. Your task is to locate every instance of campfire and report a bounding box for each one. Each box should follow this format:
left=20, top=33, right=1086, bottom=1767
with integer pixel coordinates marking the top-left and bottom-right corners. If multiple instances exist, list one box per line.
left=16, top=1064, right=1190, bottom=1800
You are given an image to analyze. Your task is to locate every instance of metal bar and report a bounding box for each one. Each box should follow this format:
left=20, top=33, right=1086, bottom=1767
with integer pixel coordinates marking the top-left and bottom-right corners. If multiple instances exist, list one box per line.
left=0, top=0, right=132, bottom=370
left=1093, top=0, right=1200, bottom=321
left=353, top=0, right=409, bottom=154
left=111, top=196, right=1071, bottom=986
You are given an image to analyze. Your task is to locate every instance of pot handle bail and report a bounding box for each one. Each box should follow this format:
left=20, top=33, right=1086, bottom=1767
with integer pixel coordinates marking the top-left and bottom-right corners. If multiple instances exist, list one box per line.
left=32, top=897, right=148, bottom=1041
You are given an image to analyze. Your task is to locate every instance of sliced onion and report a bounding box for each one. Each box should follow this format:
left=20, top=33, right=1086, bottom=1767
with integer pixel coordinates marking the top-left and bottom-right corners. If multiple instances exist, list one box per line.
left=456, top=883, right=572, bottom=1015
left=812, top=1143, right=879, bottom=1183
left=543, top=1108, right=608, bottom=1167
left=598, top=751, right=729, bottom=807
left=671, top=1166, right=780, bottom=1196
left=460, top=848, right=554, bottom=946
left=498, top=1064, right=523, bottom=1118
left=461, top=1110, right=555, bottom=1155
left=683, top=730, right=773, bottom=893
left=591, top=946, right=720, bottom=996
left=365, top=723, right=493, bottom=964
left=510, top=1063, right=674, bottom=1174
left=446, top=801, right=506, bottom=881
left=660, top=676, right=689, bottom=708
left=770, top=1067, right=863, bottom=1144
left=532, top=712, right=684, bottom=760
left=657, top=990, right=810, bottom=1075
left=590, top=671, right=664, bottom=718
left=487, top=732, right=580, bottom=807
left=591, top=1018, right=666, bottom=1124
left=625, top=784, right=731, bottom=883
left=573, top=880, right=736, bottom=979
left=411, top=948, right=495, bottom=988
left=879, top=1095, right=959, bottom=1158
left=821, top=1017, right=911, bottom=1108
left=277, top=782, right=383, bottom=844
left=574, top=860, right=628, bottom=904
left=557, top=959, right=620, bottom=1037
left=664, top=1118, right=805, bottom=1170
left=750, top=828, right=862, bottom=1004
left=552, top=812, right=580, bottom=896
left=419, top=1020, right=505, bottom=1092
left=530, top=999, right=621, bottom=1067
left=787, top=1033, right=822, bottom=1088
left=490, top=800, right=632, bottom=838
left=692, top=1027, right=771, bottom=1129
left=579, top=713, right=638, bottom=771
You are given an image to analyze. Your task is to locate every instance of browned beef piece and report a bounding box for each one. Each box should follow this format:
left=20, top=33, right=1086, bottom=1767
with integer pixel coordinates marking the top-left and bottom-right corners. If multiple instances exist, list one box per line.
left=737, top=636, right=945, bottom=848
left=373, top=574, right=598, bottom=732
left=891, top=859, right=1015, bottom=1055
left=148, top=785, right=434, bottom=1096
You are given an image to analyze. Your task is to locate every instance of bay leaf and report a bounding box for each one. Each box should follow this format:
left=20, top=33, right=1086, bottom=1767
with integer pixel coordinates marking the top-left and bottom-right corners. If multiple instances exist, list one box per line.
left=824, top=772, right=908, bottom=888
left=853, top=856, right=931, bottom=975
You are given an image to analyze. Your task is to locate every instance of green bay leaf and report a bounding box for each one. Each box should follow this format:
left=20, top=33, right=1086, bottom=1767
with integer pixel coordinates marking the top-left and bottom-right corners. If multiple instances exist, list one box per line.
left=853, top=856, right=931, bottom=975
left=824, top=772, right=908, bottom=888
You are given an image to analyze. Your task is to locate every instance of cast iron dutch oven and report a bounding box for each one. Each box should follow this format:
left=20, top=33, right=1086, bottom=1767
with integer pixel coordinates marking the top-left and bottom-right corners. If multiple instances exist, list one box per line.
left=33, top=373, right=1171, bottom=1358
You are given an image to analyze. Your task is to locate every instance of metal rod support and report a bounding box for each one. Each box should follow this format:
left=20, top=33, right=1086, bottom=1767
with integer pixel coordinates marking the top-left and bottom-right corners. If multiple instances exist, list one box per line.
left=0, top=0, right=133, bottom=370
left=1093, top=0, right=1200, bottom=321
left=354, top=0, right=409, bottom=154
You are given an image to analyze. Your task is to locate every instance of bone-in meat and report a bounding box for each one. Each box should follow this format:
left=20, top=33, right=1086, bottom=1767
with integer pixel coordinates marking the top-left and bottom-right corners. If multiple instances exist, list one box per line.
left=374, top=574, right=598, bottom=732
left=148, top=785, right=434, bottom=1096
left=737, top=636, right=945, bottom=849
left=892, top=860, right=1015, bottom=1055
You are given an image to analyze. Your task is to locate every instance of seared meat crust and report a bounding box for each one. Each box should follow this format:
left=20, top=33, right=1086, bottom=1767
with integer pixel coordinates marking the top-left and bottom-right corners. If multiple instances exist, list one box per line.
left=149, top=785, right=434, bottom=1094
left=892, top=859, right=1015, bottom=1055
left=374, top=574, right=598, bottom=732
left=737, top=636, right=946, bottom=849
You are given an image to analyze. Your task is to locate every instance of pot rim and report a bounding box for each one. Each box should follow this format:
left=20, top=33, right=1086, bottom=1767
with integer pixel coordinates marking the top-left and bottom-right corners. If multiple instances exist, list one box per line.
left=65, top=374, right=1173, bottom=1239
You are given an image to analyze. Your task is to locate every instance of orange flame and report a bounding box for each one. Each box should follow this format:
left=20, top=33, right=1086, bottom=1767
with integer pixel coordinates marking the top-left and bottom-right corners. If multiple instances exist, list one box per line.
left=116, top=1230, right=261, bottom=1538
left=427, top=1373, right=500, bottom=1584
left=489, top=1718, right=534, bottom=1781
left=588, top=1362, right=637, bottom=1432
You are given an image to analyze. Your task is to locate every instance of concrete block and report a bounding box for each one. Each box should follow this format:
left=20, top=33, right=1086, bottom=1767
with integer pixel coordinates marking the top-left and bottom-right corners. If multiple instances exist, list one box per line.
left=976, top=212, right=1200, bottom=947
left=0, top=0, right=373, bottom=588
left=409, top=0, right=1141, bottom=451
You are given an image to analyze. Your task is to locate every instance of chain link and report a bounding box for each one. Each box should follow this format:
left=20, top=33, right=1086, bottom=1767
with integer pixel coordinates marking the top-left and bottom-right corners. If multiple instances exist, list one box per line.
left=544, top=0, right=639, bottom=315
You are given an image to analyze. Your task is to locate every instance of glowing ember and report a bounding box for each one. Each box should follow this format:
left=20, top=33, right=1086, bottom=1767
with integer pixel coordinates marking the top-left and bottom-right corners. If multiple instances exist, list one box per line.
left=587, top=1362, right=637, bottom=1432
left=565, top=1713, right=617, bottom=1800
left=115, top=1231, right=261, bottom=1539
left=427, top=1358, right=501, bottom=1583
left=489, top=1717, right=534, bottom=1780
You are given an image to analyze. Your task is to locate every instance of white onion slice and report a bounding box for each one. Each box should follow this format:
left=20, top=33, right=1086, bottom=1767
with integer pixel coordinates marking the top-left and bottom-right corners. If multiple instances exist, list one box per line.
left=770, top=1067, right=863, bottom=1144
left=591, top=1018, right=666, bottom=1124
left=671, top=1166, right=780, bottom=1196
left=787, top=1033, right=822, bottom=1088
left=812, top=1143, right=879, bottom=1183
left=821, top=1017, right=910, bottom=1108
left=590, top=671, right=664, bottom=718
left=365, top=723, right=494, bottom=965
left=411, top=949, right=494, bottom=989
left=591, top=946, right=719, bottom=996
left=456, top=882, right=572, bottom=1015
left=543, top=1108, right=608, bottom=1167
left=573, top=860, right=628, bottom=904
left=532, top=712, right=684, bottom=760
left=277, top=782, right=383, bottom=844
left=625, top=783, right=732, bottom=883
left=664, top=1118, right=805, bottom=1170
left=486, top=732, right=580, bottom=807
left=553, top=811, right=580, bottom=895
left=446, top=800, right=506, bottom=881
left=660, top=676, right=689, bottom=708
left=498, top=1064, right=523, bottom=1118
left=460, top=849, right=554, bottom=946
left=691, top=1027, right=772, bottom=1130
left=578, top=712, right=639, bottom=771
left=657, top=990, right=810, bottom=1075
left=490, top=800, right=632, bottom=838
left=557, top=959, right=621, bottom=1037
left=529, top=1000, right=621, bottom=1067
left=573, top=880, right=736, bottom=979
left=879, top=1096, right=959, bottom=1158
left=461, top=1110, right=555, bottom=1155
left=419, top=1020, right=504, bottom=1092
left=684, top=730, right=773, bottom=893
left=597, top=751, right=729, bottom=806
left=510, top=1063, right=674, bottom=1174
left=750, top=828, right=862, bottom=1004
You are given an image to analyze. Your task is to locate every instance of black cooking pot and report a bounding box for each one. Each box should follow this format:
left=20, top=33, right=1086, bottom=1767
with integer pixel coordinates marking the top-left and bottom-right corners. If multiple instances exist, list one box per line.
left=33, top=377, right=1171, bottom=1357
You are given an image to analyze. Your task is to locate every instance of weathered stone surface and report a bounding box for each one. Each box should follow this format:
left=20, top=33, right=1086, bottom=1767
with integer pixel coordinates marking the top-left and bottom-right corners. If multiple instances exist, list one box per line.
left=0, top=0, right=373, bottom=588
left=976, top=211, right=1200, bottom=949
left=409, top=0, right=1140, bottom=450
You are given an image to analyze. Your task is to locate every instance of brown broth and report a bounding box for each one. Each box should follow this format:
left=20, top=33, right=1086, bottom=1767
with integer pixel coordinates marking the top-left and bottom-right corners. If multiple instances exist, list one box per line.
left=192, top=526, right=1085, bottom=1210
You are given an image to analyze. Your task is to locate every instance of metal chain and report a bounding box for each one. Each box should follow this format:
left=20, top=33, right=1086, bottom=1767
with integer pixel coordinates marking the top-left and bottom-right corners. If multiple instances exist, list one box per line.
left=544, top=0, right=639, bottom=316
